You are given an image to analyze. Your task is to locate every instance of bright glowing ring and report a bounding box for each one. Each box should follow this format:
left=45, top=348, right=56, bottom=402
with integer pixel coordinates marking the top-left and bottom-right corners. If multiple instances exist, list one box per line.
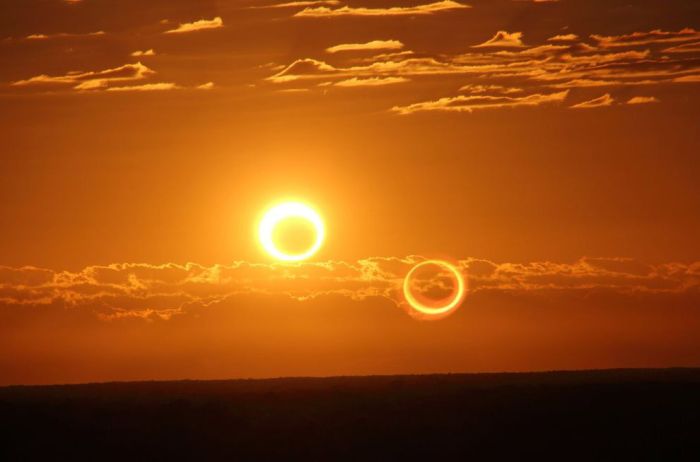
left=258, top=202, right=325, bottom=262
left=402, top=260, right=466, bottom=318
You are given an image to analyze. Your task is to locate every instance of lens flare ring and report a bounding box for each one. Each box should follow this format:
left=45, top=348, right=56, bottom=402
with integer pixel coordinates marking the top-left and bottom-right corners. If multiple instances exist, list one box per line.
left=258, top=201, right=325, bottom=262
left=402, top=260, right=467, bottom=320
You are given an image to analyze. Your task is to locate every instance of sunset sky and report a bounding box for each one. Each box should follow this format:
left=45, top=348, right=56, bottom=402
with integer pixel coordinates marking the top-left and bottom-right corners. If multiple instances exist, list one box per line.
left=1, top=0, right=700, bottom=385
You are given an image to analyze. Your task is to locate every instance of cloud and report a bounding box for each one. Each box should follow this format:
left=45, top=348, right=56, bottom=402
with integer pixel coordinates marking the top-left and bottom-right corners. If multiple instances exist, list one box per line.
left=674, top=75, right=700, bottom=83
left=548, top=34, right=579, bottom=42
left=12, top=62, right=155, bottom=90
left=391, top=90, right=569, bottom=114
left=164, top=17, right=223, bottom=34
left=105, top=82, right=179, bottom=92
left=131, top=49, right=155, bottom=57
left=254, top=0, right=341, bottom=8
left=326, top=40, right=404, bottom=54
left=196, top=82, right=215, bottom=90
left=26, top=31, right=105, bottom=40
left=663, top=41, right=700, bottom=53
left=570, top=93, right=614, bottom=109
left=268, top=58, right=338, bottom=83
left=473, top=31, right=526, bottom=48
left=550, top=78, right=659, bottom=88
left=458, top=84, right=523, bottom=94
left=627, top=96, right=659, bottom=105
left=333, top=76, right=409, bottom=87
left=265, top=26, right=700, bottom=113
left=294, top=0, right=470, bottom=17
left=592, top=28, right=700, bottom=48
left=2, top=257, right=699, bottom=322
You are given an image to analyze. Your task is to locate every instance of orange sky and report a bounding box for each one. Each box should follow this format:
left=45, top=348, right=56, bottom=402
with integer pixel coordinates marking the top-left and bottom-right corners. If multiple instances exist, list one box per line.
left=1, top=0, right=700, bottom=385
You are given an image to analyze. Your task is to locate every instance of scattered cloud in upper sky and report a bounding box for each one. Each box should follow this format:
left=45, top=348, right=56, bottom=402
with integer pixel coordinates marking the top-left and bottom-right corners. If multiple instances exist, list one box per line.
left=627, top=96, right=660, bottom=105
left=105, top=82, right=180, bottom=92
left=392, top=90, right=569, bottom=114
left=326, top=40, right=404, bottom=54
left=12, top=62, right=155, bottom=91
left=164, top=17, right=223, bottom=34
left=473, top=31, right=526, bottom=48
left=548, top=33, right=579, bottom=42
left=663, top=41, right=700, bottom=53
left=131, top=49, right=156, bottom=57
left=25, top=30, right=105, bottom=40
left=5, top=3, right=700, bottom=117
left=592, top=28, right=700, bottom=48
left=294, top=0, right=470, bottom=17
left=254, top=0, right=341, bottom=8
left=571, top=93, right=615, bottom=109
left=334, top=76, right=410, bottom=87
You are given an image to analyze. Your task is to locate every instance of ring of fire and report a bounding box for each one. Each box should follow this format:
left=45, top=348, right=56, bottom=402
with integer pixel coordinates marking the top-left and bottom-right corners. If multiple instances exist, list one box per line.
left=258, top=201, right=325, bottom=262
left=402, top=260, right=466, bottom=319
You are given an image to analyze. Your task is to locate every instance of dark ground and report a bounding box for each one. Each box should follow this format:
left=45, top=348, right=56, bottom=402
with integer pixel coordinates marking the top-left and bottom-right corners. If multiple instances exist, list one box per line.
left=1, top=369, right=700, bottom=460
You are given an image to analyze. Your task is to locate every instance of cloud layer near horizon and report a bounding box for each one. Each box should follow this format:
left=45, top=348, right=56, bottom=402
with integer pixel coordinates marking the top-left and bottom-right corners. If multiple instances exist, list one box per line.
left=1, top=257, right=698, bottom=321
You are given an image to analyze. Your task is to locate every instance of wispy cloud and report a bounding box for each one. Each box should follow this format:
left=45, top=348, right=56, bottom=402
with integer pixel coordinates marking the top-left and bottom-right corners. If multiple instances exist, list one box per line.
left=392, top=90, right=569, bottom=114
left=548, top=33, right=579, bottom=42
left=627, top=96, right=659, bottom=105
left=571, top=93, right=614, bottom=109
left=25, top=30, right=105, bottom=40
left=326, top=40, right=404, bottom=54
left=105, top=82, right=179, bottom=92
left=663, top=41, right=700, bottom=53
left=131, top=49, right=155, bottom=57
left=2, top=257, right=698, bottom=321
left=267, top=26, right=700, bottom=114
left=592, top=28, right=700, bottom=48
left=253, top=0, right=341, bottom=8
left=12, top=62, right=155, bottom=90
left=164, top=17, right=223, bottom=34
left=333, top=76, right=409, bottom=87
left=473, top=31, right=526, bottom=48
left=294, top=0, right=470, bottom=17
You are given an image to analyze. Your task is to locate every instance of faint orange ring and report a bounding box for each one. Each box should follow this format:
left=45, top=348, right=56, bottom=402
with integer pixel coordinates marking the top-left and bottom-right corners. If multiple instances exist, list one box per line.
left=402, top=260, right=466, bottom=317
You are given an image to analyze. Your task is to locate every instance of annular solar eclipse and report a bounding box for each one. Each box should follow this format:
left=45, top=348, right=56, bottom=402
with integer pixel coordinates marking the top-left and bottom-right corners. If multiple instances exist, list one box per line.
left=402, top=260, right=466, bottom=321
left=258, top=201, right=467, bottom=319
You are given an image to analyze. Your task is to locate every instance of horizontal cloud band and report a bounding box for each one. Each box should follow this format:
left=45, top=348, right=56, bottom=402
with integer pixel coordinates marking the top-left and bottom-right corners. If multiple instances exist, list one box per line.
left=1, top=257, right=698, bottom=320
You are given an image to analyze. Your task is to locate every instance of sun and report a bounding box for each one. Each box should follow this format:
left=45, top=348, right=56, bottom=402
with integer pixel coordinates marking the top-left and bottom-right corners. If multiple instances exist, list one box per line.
left=402, top=260, right=466, bottom=320
left=258, top=201, right=325, bottom=262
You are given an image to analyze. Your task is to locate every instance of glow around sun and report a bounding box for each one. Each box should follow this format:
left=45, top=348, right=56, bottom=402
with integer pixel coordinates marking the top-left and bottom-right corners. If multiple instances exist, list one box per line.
left=258, top=201, right=325, bottom=262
